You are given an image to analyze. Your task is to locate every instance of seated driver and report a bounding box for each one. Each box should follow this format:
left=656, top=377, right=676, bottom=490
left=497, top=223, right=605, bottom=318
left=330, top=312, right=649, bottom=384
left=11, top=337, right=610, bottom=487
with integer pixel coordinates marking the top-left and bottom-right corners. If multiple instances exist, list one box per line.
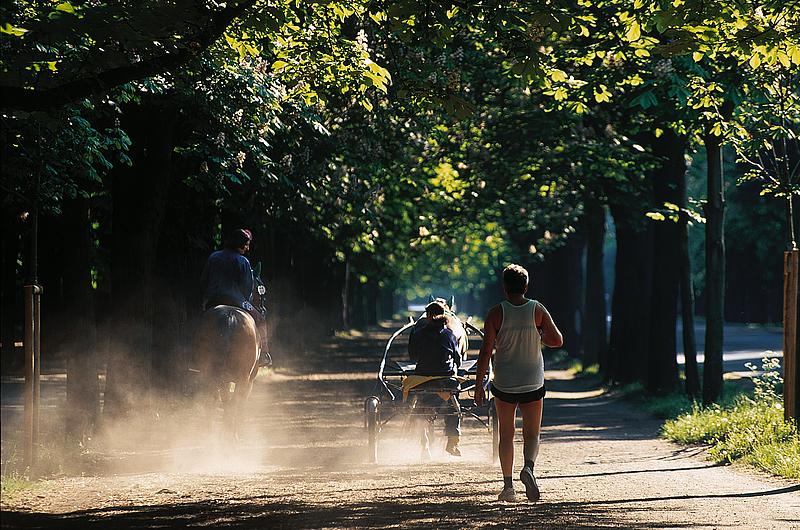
left=200, top=228, right=270, bottom=367
left=408, top=300, right=463, bottom=456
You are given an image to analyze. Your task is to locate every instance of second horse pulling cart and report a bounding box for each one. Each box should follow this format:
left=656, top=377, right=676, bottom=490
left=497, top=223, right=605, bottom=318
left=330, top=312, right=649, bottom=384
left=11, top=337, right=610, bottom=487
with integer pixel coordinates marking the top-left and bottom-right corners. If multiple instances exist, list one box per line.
left=363, top=311, right=499, bottom=463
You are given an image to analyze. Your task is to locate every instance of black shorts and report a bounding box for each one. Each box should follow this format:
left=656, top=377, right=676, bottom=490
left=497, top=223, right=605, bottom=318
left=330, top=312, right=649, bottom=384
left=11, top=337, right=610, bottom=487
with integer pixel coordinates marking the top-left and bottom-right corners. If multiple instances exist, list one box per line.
left=490, top=383, right=546, bottom=404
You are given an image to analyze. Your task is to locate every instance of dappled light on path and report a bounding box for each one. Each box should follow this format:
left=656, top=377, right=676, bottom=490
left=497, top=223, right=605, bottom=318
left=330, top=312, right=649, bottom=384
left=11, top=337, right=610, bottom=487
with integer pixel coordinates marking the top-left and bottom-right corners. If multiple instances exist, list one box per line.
left=2, top=325, right=799, bottom=529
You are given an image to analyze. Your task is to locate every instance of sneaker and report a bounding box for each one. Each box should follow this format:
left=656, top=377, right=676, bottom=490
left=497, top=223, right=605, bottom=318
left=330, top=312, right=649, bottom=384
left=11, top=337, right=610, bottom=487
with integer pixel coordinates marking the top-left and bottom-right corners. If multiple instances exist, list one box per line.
left=520, top=466, right=540, bottom=501
left=497, top=486, right=516, bottom=502
left=445, top=436, right=462, bottom=457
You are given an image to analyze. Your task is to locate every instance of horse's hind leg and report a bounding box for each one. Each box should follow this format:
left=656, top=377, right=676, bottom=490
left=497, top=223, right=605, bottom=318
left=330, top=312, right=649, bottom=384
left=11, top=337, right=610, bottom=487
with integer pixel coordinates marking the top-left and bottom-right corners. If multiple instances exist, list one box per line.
left=231, top=378, right=254, bottom=442
left=219, top=382, right=237, bottom=441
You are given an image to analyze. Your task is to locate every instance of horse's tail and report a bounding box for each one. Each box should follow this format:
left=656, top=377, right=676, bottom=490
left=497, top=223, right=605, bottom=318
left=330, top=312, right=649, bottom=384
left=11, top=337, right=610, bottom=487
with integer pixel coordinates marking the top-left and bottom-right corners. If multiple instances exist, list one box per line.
left=212, top=308, right=240, bottom=360
left=200, top=306, right=258, bottom=383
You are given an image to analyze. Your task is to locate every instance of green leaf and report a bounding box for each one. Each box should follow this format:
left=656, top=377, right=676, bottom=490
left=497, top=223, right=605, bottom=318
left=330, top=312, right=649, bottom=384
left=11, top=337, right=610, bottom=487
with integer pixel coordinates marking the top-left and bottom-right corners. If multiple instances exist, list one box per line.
left=55, top=2, right=75, bottom=13
left=625, top=21, right=641, bottom=42
left=369, top=11, right=386, bottom=23
left=0, top=23, right=28, bottom=36
left=387, top=2, right=416, bottom=20
left=594, top=84, right=611, bottom=103
left=630, top=90, right=658, bottom=109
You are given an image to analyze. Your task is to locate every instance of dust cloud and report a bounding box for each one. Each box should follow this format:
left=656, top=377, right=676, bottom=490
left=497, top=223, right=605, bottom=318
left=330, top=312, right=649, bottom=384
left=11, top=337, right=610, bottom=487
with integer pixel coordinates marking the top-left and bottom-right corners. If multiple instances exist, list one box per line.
left=3, top=314, right=492, bottom=489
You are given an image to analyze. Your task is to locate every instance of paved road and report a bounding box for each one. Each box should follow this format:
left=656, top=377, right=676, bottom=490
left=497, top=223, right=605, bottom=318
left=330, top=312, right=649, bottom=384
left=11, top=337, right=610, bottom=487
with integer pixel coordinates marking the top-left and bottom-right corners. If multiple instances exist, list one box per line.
left=675, top=322, right=784, bottom=376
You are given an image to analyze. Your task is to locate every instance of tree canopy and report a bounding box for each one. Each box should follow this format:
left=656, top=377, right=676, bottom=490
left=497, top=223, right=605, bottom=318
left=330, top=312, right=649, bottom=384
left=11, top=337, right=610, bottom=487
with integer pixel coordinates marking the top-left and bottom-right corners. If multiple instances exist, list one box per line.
left=1, top=0, right=798, bottom=409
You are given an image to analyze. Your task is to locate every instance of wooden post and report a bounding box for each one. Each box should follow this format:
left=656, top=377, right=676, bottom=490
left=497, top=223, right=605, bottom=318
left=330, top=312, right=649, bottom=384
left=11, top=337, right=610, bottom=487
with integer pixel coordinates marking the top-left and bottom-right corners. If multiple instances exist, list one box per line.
left=23, top=283, right=43, bottom=467
left=703, top=132, right=726, bottom=404
left=784, top=250, right=799, bottom=422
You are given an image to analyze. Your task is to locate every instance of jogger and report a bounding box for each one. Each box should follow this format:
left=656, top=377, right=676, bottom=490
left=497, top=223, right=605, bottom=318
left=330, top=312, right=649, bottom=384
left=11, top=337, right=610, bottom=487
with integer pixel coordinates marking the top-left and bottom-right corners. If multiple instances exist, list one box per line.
left=475, top=264, right=563, bottom=502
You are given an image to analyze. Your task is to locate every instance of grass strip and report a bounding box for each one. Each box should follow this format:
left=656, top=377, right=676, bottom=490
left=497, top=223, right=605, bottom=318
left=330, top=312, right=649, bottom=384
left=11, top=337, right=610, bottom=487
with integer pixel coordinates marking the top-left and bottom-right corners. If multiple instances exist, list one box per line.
left=612, top=357, right=799, bottom=480
left=0, top=473, right=34, bottom=499
left=663, top=398, right=799, bottom=479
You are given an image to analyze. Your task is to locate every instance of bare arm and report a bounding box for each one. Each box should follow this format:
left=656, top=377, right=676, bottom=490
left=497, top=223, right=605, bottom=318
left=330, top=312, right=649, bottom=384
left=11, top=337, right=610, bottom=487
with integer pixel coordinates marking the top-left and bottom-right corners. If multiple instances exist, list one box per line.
left=475, top=305, right=502, bottom=406
left=535, top=302, right=563, bottom=348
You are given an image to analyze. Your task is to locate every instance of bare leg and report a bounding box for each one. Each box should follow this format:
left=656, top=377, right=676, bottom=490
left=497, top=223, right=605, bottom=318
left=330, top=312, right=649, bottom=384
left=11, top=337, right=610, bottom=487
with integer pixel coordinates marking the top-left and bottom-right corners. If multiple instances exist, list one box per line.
left=495, top=398, right=518, bottom=478
left=519, top=399, right=543, bottom=466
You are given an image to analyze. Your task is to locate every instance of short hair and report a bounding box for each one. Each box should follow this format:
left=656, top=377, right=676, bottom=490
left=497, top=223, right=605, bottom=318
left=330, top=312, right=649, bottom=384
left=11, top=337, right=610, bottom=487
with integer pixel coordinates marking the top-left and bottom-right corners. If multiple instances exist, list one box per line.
left=224, top=228, right=252, bottom=250
left=425, top=300, right=447, bottom=318
left=502, top=264, right=529, bottom=294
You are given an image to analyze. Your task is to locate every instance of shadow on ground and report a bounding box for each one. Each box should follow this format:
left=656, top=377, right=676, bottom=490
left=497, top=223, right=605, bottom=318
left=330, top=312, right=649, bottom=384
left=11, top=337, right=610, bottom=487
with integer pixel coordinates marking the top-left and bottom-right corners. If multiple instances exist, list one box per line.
left=1, top=489, right=748, bottom=530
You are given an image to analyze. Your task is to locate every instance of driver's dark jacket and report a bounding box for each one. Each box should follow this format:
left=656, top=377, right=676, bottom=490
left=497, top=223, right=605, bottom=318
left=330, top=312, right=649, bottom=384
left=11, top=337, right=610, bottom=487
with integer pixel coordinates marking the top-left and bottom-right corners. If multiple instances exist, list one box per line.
left=200, top=249, right=253, bottom=310
left=408, top=319, right=462, bottom=376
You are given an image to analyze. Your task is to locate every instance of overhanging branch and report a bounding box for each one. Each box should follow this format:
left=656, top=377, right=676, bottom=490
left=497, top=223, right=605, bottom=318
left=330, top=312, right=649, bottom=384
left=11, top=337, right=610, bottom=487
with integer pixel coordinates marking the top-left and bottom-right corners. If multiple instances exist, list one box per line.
left=0, top=0, right=256, bottom=112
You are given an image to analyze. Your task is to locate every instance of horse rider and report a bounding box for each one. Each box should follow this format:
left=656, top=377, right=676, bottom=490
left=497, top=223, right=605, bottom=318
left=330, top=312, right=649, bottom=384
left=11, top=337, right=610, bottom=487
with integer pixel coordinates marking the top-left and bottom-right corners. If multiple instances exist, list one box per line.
left=407, top=299, right=463, bottom=457
left=200, top=228, right=271, bottom=367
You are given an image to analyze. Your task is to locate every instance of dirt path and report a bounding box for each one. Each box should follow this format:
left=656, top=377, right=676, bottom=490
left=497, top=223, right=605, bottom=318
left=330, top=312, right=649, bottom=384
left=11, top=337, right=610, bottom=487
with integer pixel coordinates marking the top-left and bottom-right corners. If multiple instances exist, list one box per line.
left=2, top=326, right=799, bottom=529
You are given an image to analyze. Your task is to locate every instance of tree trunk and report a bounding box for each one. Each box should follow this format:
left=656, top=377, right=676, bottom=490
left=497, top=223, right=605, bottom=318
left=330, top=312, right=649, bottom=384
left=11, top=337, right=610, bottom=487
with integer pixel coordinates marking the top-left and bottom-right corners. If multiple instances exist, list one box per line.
left=608, top=204, right=654, bottom=384
left=62, top=199, right=99, bottom=442
left=680, top=221, right=700, bottom=398
left=265, top=222, right=294, bottom=358
left=341, top=258, right=350, bottom=329
left=703, top=133, right=725, bottom=405
left=104, top=99, right=178, bottom=418
left=1, top=203, right=22, bottom=372
left=152, top=175, right=210, bottom=394
left=532, top=232, right=584, bottom=356
left=677, top=155, right=700, bottom=398
left=646, top=131, right=684, bottom=393
left=582, top=196, right=606, bottom=368
left=379, top=288, right=395, bottom=321
left=364, top=280, right=378, bottom=327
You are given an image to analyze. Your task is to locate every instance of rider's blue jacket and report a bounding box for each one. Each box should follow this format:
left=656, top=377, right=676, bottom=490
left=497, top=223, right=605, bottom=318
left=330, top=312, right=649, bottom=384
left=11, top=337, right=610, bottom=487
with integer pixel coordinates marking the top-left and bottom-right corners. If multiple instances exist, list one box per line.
left=408, top=318, right=462, bottom=376
left=200, top=249, right=254, bottom=310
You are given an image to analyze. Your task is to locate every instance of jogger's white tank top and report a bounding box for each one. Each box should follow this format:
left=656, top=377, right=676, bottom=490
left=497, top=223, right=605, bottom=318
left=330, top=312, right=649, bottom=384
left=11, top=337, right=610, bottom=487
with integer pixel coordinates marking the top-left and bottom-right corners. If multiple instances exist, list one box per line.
left=493, top=299, right=544, bottom=393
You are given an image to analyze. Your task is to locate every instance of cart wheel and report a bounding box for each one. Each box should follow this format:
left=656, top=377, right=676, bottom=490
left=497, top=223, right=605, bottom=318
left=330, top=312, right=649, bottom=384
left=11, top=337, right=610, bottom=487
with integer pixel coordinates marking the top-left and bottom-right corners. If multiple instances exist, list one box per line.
left=488, top=397, right=499, bottom=463
left=365, top=396, right=380, bottom=463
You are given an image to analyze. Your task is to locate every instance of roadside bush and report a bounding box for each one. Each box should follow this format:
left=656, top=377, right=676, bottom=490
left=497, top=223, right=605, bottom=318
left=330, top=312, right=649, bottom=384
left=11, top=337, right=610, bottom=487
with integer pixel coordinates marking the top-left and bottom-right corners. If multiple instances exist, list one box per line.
left=662, top=357, right=799, bottom=479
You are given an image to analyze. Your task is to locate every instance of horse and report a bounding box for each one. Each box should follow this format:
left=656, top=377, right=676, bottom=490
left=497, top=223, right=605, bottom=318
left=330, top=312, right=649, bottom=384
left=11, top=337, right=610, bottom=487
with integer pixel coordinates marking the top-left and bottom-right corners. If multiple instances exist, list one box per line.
left=193, top=268, right=267, bottom=441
